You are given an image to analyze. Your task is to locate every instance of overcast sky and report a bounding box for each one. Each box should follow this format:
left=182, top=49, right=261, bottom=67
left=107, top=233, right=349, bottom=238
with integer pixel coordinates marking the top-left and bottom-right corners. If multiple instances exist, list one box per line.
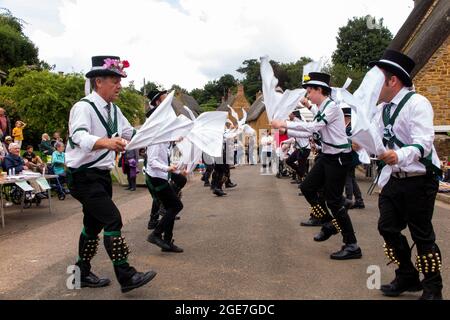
left=1, top=0, right=414, bottom=91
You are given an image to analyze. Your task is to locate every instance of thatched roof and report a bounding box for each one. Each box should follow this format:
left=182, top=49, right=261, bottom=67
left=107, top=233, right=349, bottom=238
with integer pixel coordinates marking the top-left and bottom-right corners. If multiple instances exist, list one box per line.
left=247, top=95, right=265, bottom=122
left=389, top=0, right=450, bottom=77
left=217, top=95, right=235, bottom=111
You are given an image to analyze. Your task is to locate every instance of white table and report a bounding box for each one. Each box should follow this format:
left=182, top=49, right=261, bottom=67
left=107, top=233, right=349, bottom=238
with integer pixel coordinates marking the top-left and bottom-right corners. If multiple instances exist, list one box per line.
left=0, top=174, right=58, bottom=228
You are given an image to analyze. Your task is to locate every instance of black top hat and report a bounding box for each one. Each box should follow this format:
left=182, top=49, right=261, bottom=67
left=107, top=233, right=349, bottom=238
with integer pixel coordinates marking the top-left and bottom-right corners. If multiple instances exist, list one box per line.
left=341, top=107, right=351, bottom=116
left=368, top=49, right=415, bottom=87
left=302, top=72, right=331, bottom=90
left=147, top=90, right=168, bottom=107
left=85, top=56, right=129, bottom=78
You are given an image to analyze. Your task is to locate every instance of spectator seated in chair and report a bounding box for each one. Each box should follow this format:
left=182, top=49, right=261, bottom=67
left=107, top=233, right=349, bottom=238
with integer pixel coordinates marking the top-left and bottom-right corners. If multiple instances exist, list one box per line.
left=51, top=141, right=69, bottom=194
left=23, top=145, right=45, bottom=173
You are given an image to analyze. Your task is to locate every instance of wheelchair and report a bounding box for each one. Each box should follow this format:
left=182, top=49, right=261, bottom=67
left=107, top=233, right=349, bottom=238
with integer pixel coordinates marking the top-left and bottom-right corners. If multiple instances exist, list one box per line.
left=46, top=165, right=69, bottom=201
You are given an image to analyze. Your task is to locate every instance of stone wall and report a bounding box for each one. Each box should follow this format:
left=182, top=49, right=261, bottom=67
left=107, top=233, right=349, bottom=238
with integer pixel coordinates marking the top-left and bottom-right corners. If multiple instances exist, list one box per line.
left=414, top=36, right=450, bottom=126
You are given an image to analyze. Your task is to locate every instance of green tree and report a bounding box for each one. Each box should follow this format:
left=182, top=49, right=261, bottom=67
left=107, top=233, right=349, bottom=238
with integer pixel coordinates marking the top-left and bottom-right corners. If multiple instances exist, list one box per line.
left=332, top=16, right=393, bottom=69
left=237, top=59, right=261, bottom=103
left=140, top=80, right=163, bottom=96
left=116, top=87, right=145, bottom=125
left=0, top=9, right=39, bottom=71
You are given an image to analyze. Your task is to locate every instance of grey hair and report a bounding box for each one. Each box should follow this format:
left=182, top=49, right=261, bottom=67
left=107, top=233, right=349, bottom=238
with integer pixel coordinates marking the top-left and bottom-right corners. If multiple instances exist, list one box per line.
left=90, top=77, right=107, bottom=91
left=54, top=141, right=65, bottom=149
left=8, top=143, right=20, bottom=151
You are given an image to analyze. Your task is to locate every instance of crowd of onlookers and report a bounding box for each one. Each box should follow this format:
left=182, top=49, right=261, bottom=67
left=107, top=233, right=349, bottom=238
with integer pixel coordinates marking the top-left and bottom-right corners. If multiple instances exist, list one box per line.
left=0, top=107, right=69, bottom=206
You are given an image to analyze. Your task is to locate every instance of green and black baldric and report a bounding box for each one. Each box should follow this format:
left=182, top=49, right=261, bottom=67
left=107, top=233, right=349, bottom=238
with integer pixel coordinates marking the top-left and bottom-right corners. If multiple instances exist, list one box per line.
left=313, top=100, right=352, bottom=150
left=382, top=92, right=442, bottom=176
left=68, top=99, right=118, bottom=173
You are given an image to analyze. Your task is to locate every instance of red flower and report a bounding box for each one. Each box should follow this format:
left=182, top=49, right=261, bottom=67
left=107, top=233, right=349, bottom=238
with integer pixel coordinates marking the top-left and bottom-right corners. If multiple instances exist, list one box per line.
left=122, top=60, right=130, bottom=68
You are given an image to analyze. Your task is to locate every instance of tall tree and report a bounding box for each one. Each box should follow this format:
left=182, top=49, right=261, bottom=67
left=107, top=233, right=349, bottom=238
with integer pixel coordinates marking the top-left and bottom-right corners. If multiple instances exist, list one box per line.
left=332, top=16, right=393, bottom=69
left=0, top=9, right=39, bottom=71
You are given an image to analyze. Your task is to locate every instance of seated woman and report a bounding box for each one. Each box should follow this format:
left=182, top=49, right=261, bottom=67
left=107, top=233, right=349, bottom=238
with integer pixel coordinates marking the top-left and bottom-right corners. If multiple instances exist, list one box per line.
left=23, top=145, right=45, bottom=173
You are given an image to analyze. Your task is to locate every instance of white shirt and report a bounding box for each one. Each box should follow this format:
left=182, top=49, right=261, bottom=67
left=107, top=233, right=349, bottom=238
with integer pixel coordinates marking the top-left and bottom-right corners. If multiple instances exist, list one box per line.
left=261, top=135, right=274, bottom=152
left=375, top=87, right=440, bottom=174
left=66, top=91, right=135, bottom=170
left=287, top=118, right=311, bottom=149
left=146, top=142, right=171, bottom=180
left=286, top=98, right=351, bottom=155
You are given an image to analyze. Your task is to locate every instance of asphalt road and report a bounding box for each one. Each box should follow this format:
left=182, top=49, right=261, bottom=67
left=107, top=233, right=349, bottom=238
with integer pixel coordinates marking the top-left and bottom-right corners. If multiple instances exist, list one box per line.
left=0, top=165, right=448, bottom=300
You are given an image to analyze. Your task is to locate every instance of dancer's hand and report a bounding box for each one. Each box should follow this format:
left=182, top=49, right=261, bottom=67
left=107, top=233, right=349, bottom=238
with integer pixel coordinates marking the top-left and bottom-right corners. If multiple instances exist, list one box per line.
left=378, top=150, right=398, bottom=165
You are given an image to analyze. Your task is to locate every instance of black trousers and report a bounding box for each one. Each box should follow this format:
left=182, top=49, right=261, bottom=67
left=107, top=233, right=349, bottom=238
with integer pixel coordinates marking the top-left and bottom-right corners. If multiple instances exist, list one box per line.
left=203, top=164, right=214, bottom=182
left=287, top=148, right=311, bottom=179
left=69, top=168, right=135, bottom=284
left=147, top=175, right=183, bottom=242
left=211, top=163, right=228, bottom=190
left=300, top=152, right=358, bottom=244
left=378, top=175, right=442, bottom=290
left=345, top=166, right=363, bottom=201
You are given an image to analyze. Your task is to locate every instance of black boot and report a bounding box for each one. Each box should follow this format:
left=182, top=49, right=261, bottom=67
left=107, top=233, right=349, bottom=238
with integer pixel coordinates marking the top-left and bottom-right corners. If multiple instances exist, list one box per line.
left=162, top=239, right=184, bottom=253
left=104, top=232, right=157, bottom=293
left=300, top=216, right=323, bottom=227
left=420, top=273, right=443, bottom=300
left=314, top=221, right=338, bottom=241
left=381, top=269, right=422, bottom=297
left=147, top=231, right=171, bottom=250
left=330, top=243, right=362, bottom=260
left=213, top=188, right=227, bottom=196
left=416, top=245, right=443, bottom=300
left=76, top=231, right=111, bottom=288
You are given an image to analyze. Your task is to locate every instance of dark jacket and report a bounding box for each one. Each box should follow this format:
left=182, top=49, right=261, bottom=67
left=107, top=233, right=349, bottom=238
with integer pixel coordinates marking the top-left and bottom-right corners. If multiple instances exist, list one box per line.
left=39, top=140, right=54, bottom=156
left=4, top=154, right=25, bottom=173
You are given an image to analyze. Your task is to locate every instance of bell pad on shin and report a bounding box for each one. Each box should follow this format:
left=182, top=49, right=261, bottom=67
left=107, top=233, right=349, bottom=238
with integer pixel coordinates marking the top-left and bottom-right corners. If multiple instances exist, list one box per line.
left=416, top=251, right=442, bottom=274
left=80, top=237, right=100, bottom=262
left=311, top=205, right=327, bottom=219
left=111, top=236, right=131, bottom=265
left=383, top=242, right=401, bottom=266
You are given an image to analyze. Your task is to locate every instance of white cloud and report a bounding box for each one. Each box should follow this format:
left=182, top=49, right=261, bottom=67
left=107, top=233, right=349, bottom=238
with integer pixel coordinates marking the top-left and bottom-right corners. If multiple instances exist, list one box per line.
left=4, top=0, right=414, bottom=91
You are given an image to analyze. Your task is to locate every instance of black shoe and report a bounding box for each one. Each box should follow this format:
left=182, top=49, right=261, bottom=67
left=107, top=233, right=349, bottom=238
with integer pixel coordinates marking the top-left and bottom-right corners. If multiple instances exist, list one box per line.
left=313, top=227, right=337, bottom=242
left=349, top=201, right=365, bottom=209
left=129, top=187, right=136, bottom=191
left=381, top=276, right=422, bottom=297
left=204, top=181, right=211, bottom=187
left=147, top=232, right=171, bottom=250
left=125, top=186, right=132, bottom=190
left=419, top=288, right=443, bottom=300
left=80, top=272, right=111, bottom=288
left=330, top=244, right=362, bottom=260
left=121, top=270, right=157, bottom=293
left=147, top=220, right=158, bottom=230
left=300, top=217, right=323, bottom=227
left=225, top=182, right=237, bottom=188
left=213, top=188, right=227, bottom=196
left=161, top=240, right=184, bottom=253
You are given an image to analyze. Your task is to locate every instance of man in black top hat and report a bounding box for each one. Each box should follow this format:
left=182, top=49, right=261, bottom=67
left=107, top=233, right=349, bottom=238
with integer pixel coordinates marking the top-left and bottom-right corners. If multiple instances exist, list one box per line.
left=66, top=56, right=156, bottom=293
left=369, top=49, right=443, bottom=300
left=272, top=72, right=362, bottom=260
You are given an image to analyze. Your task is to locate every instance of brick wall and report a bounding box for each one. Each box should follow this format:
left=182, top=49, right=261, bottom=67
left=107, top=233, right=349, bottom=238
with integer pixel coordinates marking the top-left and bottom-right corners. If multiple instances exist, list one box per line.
left=414, top=36, right=450, bottom=126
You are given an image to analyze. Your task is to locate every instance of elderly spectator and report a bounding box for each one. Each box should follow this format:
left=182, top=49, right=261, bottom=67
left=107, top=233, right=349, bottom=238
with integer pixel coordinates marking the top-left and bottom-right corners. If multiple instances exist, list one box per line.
left=0, top=108, right=12, bottom=140
left=4, top=143, right=28, bottom=173
left=39, top=133, right=55, bottom=160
